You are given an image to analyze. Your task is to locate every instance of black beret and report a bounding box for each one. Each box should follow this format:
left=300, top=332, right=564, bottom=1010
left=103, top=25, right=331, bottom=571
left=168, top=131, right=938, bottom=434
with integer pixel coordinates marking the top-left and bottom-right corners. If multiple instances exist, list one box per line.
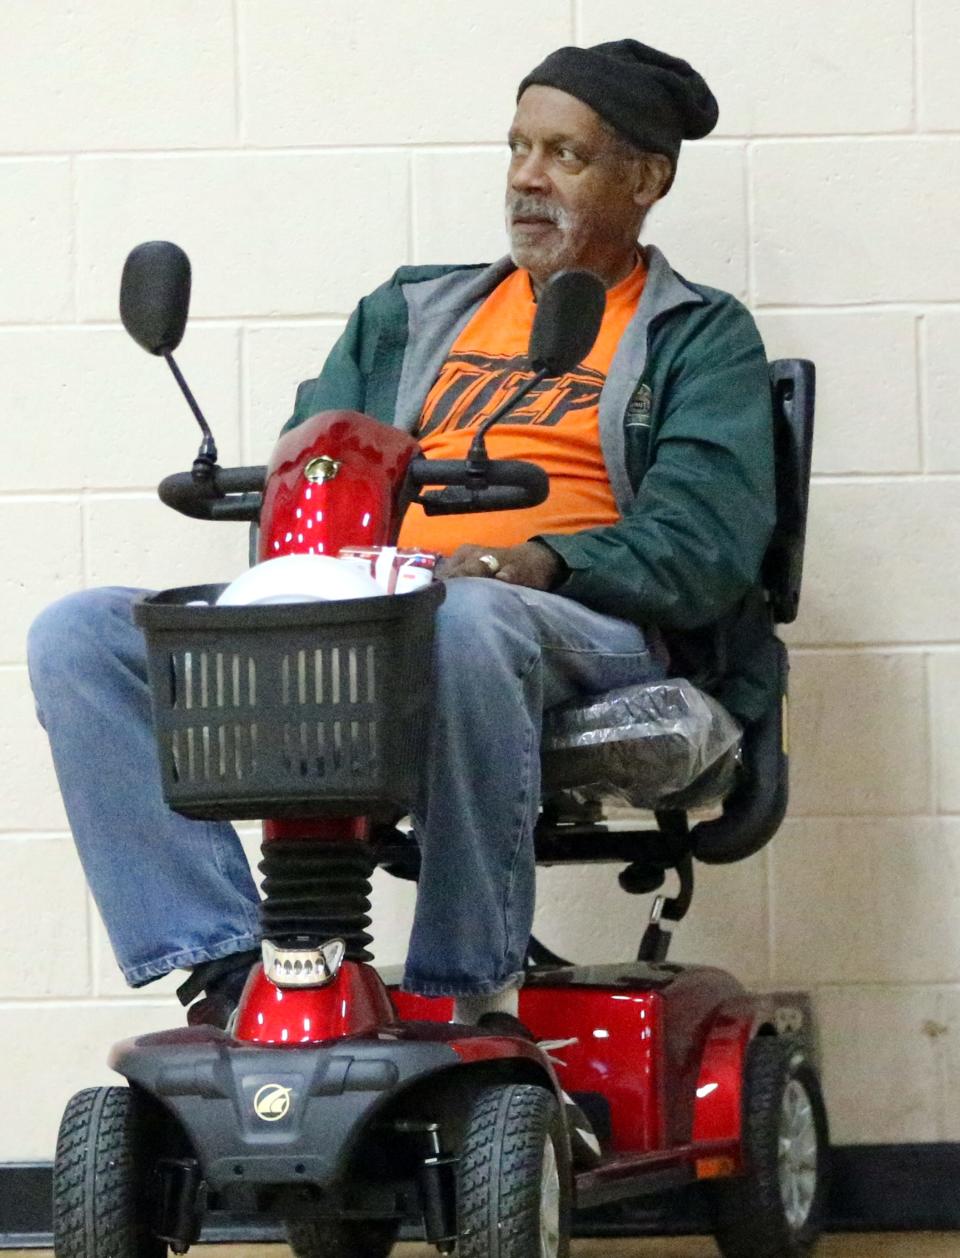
left=517, top=39, right=719, bottom=168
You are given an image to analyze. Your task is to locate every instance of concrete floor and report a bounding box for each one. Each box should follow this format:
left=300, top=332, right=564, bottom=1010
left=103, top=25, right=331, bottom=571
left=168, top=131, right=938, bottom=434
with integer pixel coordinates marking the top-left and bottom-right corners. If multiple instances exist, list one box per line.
left=9, top=1238, right=958, bottom=1257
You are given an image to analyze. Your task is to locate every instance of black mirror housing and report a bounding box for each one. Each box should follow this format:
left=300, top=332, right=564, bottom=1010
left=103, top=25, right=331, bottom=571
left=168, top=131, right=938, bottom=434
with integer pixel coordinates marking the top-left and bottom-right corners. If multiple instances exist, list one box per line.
left=120, top=241, right=192, bottom=356
left=528, top=269, right=606, bottom=376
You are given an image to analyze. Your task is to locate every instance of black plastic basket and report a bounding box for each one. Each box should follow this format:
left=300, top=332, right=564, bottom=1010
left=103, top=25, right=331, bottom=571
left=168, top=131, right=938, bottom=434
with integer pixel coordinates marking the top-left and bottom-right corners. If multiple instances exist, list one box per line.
left=134, top=582, right=444, bottom=820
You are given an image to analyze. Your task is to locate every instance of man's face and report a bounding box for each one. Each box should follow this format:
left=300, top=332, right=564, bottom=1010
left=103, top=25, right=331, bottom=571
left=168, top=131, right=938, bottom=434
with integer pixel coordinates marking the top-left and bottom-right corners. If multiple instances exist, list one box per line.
left=505, top=85, right=649, bottom=289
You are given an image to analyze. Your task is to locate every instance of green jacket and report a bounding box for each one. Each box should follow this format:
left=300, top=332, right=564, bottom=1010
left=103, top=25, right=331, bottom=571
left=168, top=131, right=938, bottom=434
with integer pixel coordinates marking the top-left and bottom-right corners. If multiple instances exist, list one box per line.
left=286, top=247, right=777, bottom=721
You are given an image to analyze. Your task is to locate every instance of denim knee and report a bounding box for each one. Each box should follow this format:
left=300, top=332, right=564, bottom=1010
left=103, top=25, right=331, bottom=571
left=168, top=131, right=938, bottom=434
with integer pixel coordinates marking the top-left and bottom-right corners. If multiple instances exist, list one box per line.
left=27, top=588, right=140, bottom=711
left=432, top=578, right=533, bottom=667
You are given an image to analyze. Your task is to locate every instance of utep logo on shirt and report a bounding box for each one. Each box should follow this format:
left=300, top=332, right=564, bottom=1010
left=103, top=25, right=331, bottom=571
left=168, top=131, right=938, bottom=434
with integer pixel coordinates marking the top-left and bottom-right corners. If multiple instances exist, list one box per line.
left=417, top=350, right=606, bottom=437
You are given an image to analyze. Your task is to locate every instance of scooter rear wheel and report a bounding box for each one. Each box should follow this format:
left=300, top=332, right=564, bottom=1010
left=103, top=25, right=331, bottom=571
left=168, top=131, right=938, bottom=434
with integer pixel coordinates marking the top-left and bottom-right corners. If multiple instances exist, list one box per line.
left=286, top=1218, right=398, bottom=1258
left=709, top=1035, right=829, bottom=1258
left=457, top=1082, right=571, bottom=1258
left=53, top=1086, right=165, bottom=1258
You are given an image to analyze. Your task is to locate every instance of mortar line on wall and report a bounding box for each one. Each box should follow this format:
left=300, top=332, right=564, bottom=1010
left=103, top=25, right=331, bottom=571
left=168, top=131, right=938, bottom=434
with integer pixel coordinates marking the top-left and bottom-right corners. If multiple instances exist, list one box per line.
left=0, top=316, right=351, bottom=332
left=0, top=491, right=86, bottom=505
left=757, top=300, right=960, bottom=314
left=38, top=142, right=510, bottom=160
left=7, top=304, right=960, bottom=334
left=0, top=830, right=73, bottom=839
left=9, top=132, right=960, bottom=163
left=749, top=132, right=952, bottom=145
left=0, top=489, right=164, bottom=502
left=0, top=997, right=181, bottom=1010
left=810, top=471, right=960, bottom=484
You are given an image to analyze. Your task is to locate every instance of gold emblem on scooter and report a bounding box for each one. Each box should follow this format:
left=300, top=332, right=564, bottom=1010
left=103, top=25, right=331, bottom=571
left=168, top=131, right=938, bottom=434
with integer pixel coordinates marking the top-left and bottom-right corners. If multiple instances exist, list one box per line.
left=253, top=1083, right=293, bottom=1122
left=304, top=455, right=342, bottom=484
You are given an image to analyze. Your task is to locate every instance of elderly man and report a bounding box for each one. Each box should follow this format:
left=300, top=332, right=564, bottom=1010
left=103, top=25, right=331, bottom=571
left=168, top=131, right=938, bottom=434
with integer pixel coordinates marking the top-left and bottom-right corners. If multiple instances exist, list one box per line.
left=27, top=42, right=774, bottom=1040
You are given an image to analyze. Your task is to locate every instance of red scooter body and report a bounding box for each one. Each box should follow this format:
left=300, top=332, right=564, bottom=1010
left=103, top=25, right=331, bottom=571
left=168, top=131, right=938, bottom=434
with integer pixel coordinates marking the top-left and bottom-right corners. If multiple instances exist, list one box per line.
left=395, top=969, right=757, bottom=1177
left=257, top=409, right=421, bottom=561
left=231, top=405, right=757, bottom=1182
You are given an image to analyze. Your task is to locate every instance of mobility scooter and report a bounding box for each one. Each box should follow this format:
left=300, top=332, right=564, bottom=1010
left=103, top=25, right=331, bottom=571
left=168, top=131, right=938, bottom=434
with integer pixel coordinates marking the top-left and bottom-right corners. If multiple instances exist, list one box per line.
left=52, top=242, right=827, bottom=1258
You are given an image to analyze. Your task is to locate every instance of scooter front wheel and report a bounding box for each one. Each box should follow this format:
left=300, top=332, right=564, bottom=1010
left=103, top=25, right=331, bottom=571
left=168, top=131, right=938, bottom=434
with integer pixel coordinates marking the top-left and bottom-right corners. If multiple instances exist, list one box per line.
left=53, top=1086, right=165, bottom=1258
left=457, top=1082, right=572, bottom=1258
left=286, top=1218, right=398, bottom=1258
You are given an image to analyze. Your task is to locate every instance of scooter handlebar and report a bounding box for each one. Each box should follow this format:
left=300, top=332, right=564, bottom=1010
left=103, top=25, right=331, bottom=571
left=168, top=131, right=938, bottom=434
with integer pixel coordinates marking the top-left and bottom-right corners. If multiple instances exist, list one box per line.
left=157, top=455, right=548, bottom=522
left=406, top=457, right=549, bottom=515
left=158, top=466, right=266, bottom=521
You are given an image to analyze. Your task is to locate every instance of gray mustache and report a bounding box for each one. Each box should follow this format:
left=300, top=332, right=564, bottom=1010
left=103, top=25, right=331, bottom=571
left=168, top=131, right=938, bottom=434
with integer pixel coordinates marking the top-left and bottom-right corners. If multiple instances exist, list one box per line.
left=507, top=196, right=565, bottom=225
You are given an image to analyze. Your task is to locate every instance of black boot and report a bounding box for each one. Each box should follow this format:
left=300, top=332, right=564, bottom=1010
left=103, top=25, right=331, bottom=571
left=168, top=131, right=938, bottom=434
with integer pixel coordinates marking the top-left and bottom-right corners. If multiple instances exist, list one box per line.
left=176, top=949, right=261, bottom=1030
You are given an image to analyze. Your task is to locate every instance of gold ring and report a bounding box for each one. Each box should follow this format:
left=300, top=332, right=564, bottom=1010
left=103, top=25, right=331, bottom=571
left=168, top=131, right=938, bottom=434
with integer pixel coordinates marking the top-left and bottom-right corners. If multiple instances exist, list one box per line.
left=478, top=553, right=501, bottom=575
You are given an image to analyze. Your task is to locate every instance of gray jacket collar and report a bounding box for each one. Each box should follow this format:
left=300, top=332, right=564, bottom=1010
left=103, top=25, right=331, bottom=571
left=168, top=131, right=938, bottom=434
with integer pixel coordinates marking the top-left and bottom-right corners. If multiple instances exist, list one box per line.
left=394, top=245, right=704, bottom=513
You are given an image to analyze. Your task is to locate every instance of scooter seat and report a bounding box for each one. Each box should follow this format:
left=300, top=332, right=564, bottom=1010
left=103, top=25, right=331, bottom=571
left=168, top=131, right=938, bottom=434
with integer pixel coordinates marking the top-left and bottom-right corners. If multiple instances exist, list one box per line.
left=540, top=678, right=743, bottom=811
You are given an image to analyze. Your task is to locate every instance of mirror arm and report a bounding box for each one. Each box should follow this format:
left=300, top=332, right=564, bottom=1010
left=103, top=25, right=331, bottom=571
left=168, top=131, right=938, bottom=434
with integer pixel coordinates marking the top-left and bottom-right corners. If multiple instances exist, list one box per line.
left=466, top=365, right=550, bottom=472
left=162, top=350, right=219, bottom=478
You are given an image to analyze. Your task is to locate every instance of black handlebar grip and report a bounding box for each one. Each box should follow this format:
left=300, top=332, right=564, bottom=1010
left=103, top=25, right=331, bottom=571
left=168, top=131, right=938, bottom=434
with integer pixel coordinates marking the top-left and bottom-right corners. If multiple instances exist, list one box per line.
left=158, top=466, right=266, bottom=521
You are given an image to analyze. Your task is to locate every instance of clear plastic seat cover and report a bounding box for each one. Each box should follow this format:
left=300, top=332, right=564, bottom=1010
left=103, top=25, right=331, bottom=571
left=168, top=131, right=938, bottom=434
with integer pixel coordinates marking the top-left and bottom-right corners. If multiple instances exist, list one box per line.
left=541, top=679, right=743, bottom=810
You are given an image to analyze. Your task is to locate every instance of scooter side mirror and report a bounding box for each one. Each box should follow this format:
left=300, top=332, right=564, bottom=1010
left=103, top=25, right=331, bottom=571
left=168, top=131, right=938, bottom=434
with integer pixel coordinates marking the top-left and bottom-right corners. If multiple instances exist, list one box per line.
left=528, top=269, right=606, bottom=377
left=120, top=241, right=192, bottom=356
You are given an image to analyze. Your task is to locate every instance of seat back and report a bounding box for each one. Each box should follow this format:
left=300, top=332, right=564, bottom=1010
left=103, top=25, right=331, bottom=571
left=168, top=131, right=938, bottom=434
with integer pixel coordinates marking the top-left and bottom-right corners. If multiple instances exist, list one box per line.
left=689, top=358, right=815, bottom=863
left=763, top=359, right=816, bottom=624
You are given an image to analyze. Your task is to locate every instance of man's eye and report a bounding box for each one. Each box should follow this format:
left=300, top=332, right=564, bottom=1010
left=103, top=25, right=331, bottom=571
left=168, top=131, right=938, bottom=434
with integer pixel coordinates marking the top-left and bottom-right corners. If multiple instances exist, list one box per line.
left=508, top=139, right=529, bottom=157
left=556, top=147, right=580, bottom=163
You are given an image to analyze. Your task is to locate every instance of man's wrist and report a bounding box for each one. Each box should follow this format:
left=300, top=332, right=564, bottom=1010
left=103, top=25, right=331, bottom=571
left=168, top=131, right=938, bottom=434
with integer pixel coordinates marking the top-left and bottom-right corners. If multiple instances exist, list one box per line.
left=528, top=540, right=568, bottom=590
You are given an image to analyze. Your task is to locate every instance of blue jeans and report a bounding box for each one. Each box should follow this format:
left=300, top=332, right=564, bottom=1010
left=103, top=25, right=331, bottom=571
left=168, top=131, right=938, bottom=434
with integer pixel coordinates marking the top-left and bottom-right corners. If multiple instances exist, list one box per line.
left=27, top=579, right=664, bottom=996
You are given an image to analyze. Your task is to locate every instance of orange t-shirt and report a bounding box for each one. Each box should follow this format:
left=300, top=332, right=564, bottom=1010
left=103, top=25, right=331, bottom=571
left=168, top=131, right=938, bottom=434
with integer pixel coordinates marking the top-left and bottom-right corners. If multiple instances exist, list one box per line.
left=397, top=259, right=647, bottom=556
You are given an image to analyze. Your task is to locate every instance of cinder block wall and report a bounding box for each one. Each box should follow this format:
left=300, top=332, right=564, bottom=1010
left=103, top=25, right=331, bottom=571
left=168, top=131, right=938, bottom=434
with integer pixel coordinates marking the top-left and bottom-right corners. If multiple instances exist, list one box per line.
left=1, top=1, right=957, bottom=1159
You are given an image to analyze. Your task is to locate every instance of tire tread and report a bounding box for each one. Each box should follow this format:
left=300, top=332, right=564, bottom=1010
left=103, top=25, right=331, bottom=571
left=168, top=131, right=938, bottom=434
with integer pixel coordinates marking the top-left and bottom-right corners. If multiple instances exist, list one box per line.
left=711, top=1036, right=828, bottom=1258
left=458, top=1083, right=570, bottom=1258
left=53, top=1086, right=164, bottom=1258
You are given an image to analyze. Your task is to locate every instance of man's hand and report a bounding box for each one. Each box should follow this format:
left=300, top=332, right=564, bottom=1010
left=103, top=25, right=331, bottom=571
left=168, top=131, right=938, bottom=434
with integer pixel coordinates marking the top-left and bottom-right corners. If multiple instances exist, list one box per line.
left=440, top=541, right=563, bottom=590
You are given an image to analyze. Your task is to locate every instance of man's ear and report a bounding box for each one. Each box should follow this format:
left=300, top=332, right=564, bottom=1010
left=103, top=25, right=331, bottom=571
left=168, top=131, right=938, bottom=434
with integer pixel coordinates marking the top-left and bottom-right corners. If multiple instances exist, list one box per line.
left=632, top=153, right=674, bottom=207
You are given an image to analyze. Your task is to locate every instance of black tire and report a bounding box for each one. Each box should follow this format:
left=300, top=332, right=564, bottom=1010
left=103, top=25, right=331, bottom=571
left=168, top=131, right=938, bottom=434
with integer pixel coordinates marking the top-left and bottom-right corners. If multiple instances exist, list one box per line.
left=457, top=1082, right=572, bottom=1258
left=709, top=1036, right=829, bottom=1258
left=286, top=1218, right=398, bottom=1258
left=53, top=1086, right=166, bottom=1258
